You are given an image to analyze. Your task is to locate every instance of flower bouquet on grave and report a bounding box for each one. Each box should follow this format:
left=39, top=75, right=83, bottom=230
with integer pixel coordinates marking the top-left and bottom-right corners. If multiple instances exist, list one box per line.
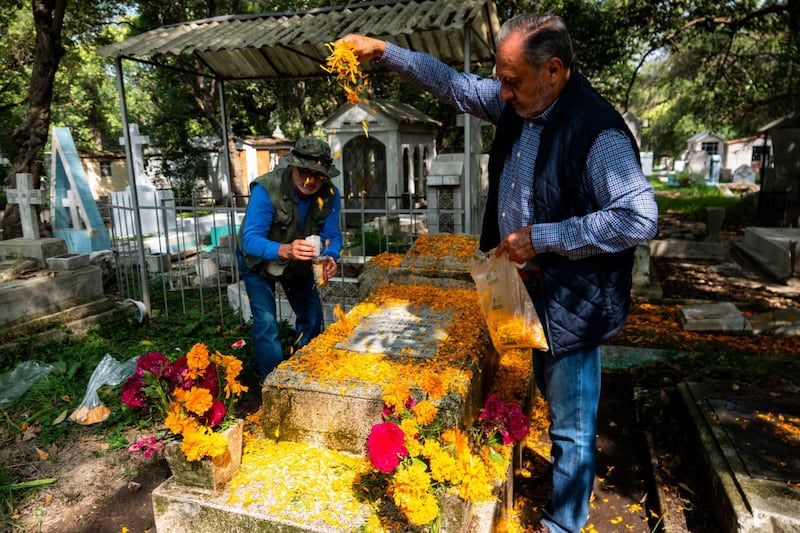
left=121, top=343, right=248, bottom=488
left=362, top=381, right=529, bottom=529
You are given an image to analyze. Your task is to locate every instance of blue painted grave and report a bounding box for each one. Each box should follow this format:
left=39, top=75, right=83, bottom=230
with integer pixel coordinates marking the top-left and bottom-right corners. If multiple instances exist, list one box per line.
left=50, top=127, right=111, bottom=252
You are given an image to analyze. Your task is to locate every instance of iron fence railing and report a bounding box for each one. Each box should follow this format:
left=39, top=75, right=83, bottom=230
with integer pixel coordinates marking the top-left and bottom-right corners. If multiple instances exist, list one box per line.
left=108, top=190, right=464, bottom=325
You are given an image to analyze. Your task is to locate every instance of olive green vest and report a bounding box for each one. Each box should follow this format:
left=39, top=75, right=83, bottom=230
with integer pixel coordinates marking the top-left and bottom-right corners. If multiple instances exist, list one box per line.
left=237, top=166, right=334, bottom=280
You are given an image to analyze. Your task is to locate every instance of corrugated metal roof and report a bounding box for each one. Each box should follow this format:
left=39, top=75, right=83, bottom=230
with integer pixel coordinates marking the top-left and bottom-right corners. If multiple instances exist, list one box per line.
left=97, top=0, right=500, bottom=81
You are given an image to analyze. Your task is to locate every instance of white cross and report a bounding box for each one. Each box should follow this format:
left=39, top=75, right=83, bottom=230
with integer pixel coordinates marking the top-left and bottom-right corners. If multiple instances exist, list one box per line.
left=120, top=123, right=150, bottom=181
left=6, top=173, right=47, bottom=240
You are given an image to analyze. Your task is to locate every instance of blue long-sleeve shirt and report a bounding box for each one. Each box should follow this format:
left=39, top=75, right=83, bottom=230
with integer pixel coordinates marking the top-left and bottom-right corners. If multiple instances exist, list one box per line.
left=378, top=42, right=658, bottom=259
left=240, top=182, right=343, bottom=262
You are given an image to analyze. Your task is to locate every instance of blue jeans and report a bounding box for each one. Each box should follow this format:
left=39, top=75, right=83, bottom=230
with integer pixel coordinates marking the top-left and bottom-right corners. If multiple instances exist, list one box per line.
left=238, top=256, right=323, bottom=378
left=534, top=345, right=601, bottom=533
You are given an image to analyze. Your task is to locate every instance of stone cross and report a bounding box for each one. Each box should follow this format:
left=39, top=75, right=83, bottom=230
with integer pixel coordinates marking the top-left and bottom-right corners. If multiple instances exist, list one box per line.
left=6, top=173, right=46, bottom=239
left=120, top=123, right=150, bottom=181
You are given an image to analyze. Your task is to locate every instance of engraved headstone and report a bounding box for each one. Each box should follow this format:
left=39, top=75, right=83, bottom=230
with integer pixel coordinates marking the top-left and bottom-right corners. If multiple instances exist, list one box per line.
left=340, top=302, right=455, bottom=359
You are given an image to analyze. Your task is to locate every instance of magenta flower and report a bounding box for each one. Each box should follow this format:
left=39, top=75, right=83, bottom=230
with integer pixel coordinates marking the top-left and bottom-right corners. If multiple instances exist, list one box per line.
left=120, top=376, right=147, bottom=410
left=135, top=351, right=171, bottom=378
left=367, top=422, right=408, bottom=473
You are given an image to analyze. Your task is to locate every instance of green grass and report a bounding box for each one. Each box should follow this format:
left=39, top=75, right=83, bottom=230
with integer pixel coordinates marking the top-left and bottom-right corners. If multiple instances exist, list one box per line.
left=0, top=298, right=258, bottom=527
left=650, top=178, right=757, bottom=229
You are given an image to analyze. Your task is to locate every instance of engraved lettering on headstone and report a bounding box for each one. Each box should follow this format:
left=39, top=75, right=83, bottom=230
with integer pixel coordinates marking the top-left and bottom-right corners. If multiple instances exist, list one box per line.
left=339, top=302, right=455, bottom=359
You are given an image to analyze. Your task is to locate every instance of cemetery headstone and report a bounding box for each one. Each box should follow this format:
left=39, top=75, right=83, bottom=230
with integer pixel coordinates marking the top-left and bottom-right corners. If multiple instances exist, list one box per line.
left=50, top=127, right=111, bottom=253
left=0, top=173, right=67, bottom=263
left=6, top=173, right=46, bottom=240
left=111, top=124, right=178, bottom=255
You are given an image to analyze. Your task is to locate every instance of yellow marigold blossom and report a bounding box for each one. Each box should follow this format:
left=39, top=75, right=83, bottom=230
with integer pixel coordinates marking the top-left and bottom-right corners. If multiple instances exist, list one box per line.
left=403, top=491, right=439, bottom=527
left=164, top=403, right=195, bottom=436
left=181, top=425, right=228, bottom=461
left=422, top=374, right=446, bottom=400
left=213, top=352, right=249, bottom=398
left=174, top=386, right=214, bottom=416
left=411, top=400, right=437, bottom=426
left=390, top=461, right=432, bottom=505
left=186, top=342, right=211, bottom=379
left=425, top=443, right=458, bottom=483
left=481, top=444, right=511, bottom=483
left=382, top=383, right=410, bottom=417
left=321, top=41, right=369, bottom=105
left=440, top=427, right=471, bottom=455
left=456, top=453, right=494, bottom=502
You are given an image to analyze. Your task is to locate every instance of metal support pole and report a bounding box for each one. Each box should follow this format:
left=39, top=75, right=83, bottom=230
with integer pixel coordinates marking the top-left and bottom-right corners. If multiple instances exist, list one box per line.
left=115, top=57, right=151, bottom=316
left=463, top=31, right=472, bottom=235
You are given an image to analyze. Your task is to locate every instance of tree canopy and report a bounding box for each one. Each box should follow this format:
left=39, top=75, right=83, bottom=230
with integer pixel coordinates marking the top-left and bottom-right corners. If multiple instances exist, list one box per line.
left=0, top=0, right=796, bottom=214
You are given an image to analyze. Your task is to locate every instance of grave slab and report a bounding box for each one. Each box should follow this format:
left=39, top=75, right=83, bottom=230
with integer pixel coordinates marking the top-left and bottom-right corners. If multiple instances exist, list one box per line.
left=262, top=285, right=497, bottom=455
left=0, top=265, right=105, bottom=326
left=735, top=227, right=800, bottom=281
left=649, top=239, right=730, bottom=260
left=153, top=443, right=501, bottom=533
left=678, top=382, right=800, bottom=533
left=678, top=302, right=753, bottom=333
left=0, top=237, right=68, bottom=264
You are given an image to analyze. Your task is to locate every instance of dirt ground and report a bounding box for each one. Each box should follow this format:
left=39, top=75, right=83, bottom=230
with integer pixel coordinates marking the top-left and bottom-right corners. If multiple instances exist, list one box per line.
left=8, top=213, right=800, bottom=533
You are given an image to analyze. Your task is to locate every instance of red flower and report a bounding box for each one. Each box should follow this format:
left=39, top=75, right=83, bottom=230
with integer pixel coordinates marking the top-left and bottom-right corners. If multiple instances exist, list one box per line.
left=367, top=422, right=408, bottom=473
left=135, top=351, right=170, bottom=379
left=199, top=364, right=219, bottom=398
left=121, top=376, right=147, bottom=410
left=168, top=356, right=193, bottom=389
left=505, top=403, right=529, bottom=443
left=200, top=399, right=226, bottom=428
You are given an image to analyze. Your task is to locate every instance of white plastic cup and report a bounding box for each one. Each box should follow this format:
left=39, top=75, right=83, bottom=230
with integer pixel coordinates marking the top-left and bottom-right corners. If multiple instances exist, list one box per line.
left=305, top=235, right=322, bottom=256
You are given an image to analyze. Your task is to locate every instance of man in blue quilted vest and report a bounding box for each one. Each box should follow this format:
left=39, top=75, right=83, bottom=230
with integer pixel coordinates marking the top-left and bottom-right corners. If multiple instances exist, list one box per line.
left=236, top=136, right=343, bottom=379
left=341, top=13, right=658, bottom=533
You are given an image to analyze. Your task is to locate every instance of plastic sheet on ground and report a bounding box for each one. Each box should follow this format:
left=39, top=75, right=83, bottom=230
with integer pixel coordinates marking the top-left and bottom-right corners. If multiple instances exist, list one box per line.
left=0, top=360, right=54, bottom=409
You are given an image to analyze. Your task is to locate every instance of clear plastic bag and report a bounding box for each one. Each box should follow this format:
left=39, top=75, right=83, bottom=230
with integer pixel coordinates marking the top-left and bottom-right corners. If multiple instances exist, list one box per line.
left=471, top=251, right=549, bottom=352
left=69, top=353, right=138, bottom=425
left=0, top=361, right=54, bottom=409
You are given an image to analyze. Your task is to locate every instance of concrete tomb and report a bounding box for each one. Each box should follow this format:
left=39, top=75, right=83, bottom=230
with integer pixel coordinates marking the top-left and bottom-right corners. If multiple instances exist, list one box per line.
left=153, top=235, right=511, bottom=532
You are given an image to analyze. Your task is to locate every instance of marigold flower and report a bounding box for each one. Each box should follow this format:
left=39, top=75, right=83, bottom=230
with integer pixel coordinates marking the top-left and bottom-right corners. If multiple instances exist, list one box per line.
left=422, top=374, right=446, bottom=400
left=186, top=342, right=211, bottom=379
left=411, top=400, right=437, bottom=426
left=174, top=386, right=214, bottom=416
left=382, top=384, right=410, bottom=417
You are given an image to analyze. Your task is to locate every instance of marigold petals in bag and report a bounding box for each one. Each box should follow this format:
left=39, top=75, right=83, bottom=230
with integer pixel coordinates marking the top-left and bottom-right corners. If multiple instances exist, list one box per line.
left=471, top=251, right=548, bottom=352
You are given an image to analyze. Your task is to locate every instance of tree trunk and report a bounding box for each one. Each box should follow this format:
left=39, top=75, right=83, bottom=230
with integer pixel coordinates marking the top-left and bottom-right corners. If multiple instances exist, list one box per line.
left=2, top=0, right=66, bottom=240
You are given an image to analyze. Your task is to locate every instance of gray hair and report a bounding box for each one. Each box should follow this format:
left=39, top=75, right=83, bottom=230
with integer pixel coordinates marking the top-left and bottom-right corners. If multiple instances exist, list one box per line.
left=497, top=14, right=574, bottom=70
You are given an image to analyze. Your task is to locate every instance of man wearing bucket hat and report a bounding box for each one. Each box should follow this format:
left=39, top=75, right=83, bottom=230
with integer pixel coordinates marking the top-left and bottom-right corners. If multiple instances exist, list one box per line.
left=237, top=136, right=343, bottom=378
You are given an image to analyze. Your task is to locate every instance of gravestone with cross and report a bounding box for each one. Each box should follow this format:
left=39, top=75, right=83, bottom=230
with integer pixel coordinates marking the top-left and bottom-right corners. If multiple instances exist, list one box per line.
left=50, top=126, right=111, bottom=253
left=6, top=173, right=46, bottom=240
left=0, top=173, right=67, bottom=263
left=111, top=124, right=177, bottom=243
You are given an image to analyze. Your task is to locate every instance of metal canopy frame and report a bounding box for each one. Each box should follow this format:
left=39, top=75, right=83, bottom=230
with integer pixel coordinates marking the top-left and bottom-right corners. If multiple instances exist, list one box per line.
left=99, top=0, right=501, bottom=315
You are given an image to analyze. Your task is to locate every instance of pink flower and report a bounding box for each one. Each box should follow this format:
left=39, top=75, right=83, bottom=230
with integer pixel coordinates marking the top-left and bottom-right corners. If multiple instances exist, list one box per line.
left=367, top=422, right=408, bottom=473
left=128, top=435, right=164, bottom=458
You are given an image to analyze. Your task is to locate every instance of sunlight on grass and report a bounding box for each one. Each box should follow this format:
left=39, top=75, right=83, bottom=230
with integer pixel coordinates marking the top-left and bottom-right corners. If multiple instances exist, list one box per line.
left=649, top=179, right=755, bottom=224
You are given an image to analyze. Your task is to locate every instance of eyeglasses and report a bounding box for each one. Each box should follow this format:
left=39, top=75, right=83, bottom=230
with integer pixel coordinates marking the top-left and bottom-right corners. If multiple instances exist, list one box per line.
left=297, top=168, right=327, bottom=182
